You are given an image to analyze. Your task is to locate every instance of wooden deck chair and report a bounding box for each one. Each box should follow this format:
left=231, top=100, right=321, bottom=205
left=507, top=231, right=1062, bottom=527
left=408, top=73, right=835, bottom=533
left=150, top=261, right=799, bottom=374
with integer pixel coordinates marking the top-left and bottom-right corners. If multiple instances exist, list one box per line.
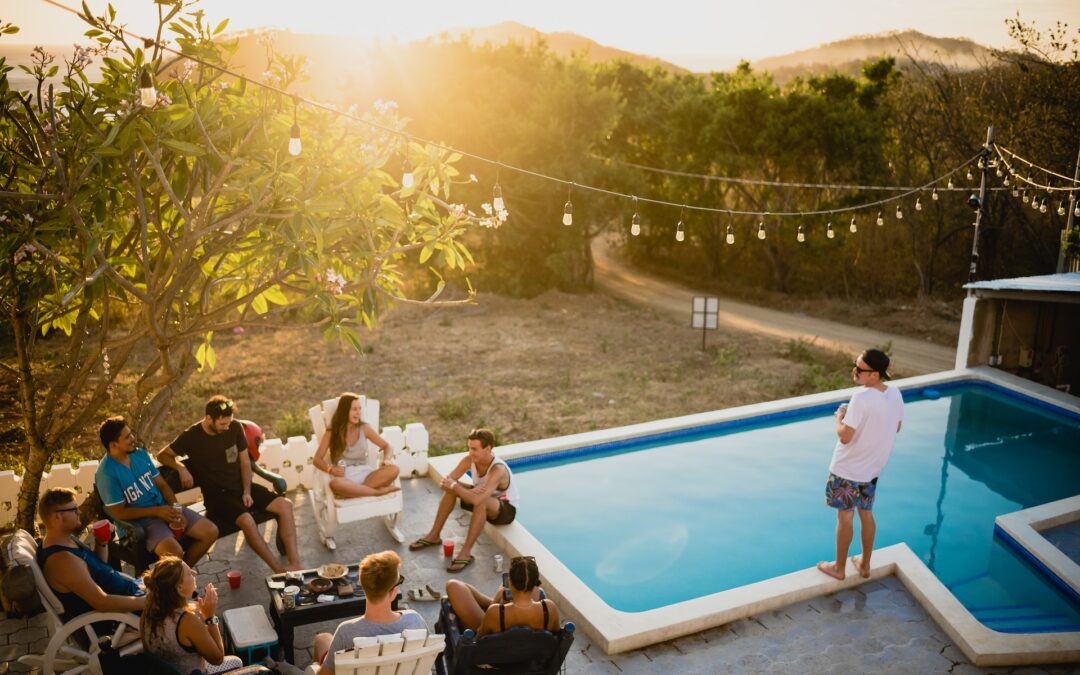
left=303, top=629, right=445, bottom=675
left=7, top=529, right=144, bottom=675
left=307, top=395, right=404, bottom=550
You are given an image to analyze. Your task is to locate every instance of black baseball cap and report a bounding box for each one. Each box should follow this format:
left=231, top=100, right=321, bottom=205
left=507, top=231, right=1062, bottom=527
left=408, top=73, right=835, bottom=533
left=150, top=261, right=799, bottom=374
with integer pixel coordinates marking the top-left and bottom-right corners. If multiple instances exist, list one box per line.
left=862, top=349, right=892, bottom=380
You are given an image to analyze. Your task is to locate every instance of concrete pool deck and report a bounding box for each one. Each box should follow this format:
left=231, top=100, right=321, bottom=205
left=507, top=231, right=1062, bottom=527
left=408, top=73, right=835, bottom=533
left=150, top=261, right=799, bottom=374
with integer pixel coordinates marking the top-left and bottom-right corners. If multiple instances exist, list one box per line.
left=429, top=367, right=1080, bottom=667
left=2, top=482, right=1079, bottom=673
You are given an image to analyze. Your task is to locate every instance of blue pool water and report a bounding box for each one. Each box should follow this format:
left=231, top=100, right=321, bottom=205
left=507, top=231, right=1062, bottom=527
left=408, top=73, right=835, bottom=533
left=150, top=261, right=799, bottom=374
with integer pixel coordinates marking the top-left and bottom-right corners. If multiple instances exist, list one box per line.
left=511, top=382, right=1080, bottom=633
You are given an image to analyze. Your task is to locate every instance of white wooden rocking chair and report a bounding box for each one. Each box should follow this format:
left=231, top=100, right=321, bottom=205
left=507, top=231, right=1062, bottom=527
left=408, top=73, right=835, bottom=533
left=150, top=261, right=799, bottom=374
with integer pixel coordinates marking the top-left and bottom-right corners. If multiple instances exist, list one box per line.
left=9, top=529, right=144, bottom=675
left=308, top=395, right=405, bottom=550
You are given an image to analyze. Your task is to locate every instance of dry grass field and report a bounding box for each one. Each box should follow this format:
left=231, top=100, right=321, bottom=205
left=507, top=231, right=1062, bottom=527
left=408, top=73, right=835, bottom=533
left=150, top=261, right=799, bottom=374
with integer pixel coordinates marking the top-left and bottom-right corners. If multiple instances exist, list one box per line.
left=1, top=290, right=868, bottom=467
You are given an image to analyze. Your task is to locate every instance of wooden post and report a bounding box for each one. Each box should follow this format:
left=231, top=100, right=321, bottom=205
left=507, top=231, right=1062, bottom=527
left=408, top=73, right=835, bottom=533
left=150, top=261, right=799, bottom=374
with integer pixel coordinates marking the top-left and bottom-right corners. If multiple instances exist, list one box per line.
left=1055, top=139, right=1080, bottom=273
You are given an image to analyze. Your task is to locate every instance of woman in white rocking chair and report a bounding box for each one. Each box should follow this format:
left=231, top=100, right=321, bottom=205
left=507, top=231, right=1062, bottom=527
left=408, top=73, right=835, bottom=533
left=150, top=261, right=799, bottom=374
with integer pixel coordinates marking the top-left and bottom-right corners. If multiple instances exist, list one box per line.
left=313, top=392, right=401, bottom=498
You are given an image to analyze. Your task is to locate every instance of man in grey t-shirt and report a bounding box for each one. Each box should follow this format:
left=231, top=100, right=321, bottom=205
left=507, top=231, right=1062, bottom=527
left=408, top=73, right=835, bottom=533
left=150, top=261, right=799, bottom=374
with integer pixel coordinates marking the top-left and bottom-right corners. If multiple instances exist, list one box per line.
left=316, top=551, right=426, bottom=674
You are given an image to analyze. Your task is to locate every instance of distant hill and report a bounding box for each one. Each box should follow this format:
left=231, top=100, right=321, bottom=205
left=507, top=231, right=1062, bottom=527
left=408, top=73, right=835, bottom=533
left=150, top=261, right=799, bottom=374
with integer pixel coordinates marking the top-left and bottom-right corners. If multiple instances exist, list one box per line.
left=752, top=30, right=998, bottom=85
left=439, top=21, right=687, bottom=74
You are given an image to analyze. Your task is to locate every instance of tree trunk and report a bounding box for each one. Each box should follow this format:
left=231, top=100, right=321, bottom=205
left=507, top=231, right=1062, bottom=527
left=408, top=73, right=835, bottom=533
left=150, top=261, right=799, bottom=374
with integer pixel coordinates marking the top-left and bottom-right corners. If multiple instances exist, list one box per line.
left=16, top=437, right=49, bottom=532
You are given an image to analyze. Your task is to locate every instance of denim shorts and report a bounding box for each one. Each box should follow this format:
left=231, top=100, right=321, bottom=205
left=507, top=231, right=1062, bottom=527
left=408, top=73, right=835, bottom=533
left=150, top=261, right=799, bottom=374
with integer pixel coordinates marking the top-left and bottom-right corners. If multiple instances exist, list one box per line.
left=825, top=473, right=878, bottom=511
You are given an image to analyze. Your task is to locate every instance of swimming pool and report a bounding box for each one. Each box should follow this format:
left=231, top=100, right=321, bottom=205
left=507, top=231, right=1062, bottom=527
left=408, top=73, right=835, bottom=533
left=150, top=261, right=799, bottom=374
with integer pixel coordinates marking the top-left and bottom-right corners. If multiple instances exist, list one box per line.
left=510, top=381, right=1080, bottom=630
left=431, top=367, right=1080, bottom=664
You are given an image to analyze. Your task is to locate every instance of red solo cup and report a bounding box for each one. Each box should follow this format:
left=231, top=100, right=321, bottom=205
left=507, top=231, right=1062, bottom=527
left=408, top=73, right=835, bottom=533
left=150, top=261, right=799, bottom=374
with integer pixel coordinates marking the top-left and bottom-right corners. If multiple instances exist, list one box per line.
left=170, top=524, right=185, bottom=539
left=227, top=570, right=242, bottom=589
left=442, top=539, right=455, bottom=557
left=91, top=520, right=112, bottom=545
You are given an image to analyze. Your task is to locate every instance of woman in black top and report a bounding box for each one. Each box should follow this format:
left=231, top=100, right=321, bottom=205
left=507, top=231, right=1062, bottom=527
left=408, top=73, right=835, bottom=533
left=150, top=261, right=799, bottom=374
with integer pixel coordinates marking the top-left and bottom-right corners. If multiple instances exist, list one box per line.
left=445, top=556, right=560, bottom=635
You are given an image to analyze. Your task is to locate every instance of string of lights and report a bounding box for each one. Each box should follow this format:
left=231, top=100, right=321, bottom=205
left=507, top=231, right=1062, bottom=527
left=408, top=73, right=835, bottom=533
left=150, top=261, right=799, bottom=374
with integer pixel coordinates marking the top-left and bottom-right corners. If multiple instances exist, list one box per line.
left=32, top=0, right=1080, bottom=244
left=994, top=146, right=1079, bottom=193
left=606, top=157, right=988, bottom=192
left=996, top=144, right=1080, bottom=185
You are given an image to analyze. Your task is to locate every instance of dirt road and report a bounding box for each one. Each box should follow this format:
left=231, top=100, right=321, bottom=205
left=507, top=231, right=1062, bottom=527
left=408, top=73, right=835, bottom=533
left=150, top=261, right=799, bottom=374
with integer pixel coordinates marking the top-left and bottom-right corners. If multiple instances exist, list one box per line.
left=592, top=239, right=956, bottom=375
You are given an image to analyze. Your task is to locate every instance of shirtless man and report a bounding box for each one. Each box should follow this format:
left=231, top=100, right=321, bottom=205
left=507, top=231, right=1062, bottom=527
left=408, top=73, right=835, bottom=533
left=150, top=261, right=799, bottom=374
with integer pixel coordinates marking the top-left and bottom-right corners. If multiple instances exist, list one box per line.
left=409, top=429, right=518, bottom=572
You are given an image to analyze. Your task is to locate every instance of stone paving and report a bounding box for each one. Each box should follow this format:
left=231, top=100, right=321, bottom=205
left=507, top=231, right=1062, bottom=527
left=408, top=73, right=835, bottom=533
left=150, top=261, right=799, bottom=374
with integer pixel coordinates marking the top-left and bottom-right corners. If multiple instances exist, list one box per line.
left=3, top=477, right=1079, bottom=674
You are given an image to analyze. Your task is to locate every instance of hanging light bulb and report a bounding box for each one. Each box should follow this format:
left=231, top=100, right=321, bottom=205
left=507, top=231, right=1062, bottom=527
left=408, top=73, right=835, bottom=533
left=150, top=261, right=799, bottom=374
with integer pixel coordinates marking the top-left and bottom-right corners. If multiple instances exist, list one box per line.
left=796, top=224, right=805, bottom=243
left=1022, top=190, right=1030, bottom=204
left=876, top=211, right=884, bottom=226
left=139, top=69, right=157, bottom=107
left=562, top=200, right=573, bottom=226
left=947, top=179, right=954, bottom=189
left=1011, top=186, right=1020, bottom=198
left=675, top=219, right=685, bottom=242
left=401, top=158, right=414, bottom=189
left=288, top=121, right=302, bottom=156
left=725, top=223, right=735, bottom=245
left=1039, top=198, right=1047, bottom=214
left=1030, top=194, right=1040, bottom=210
left=996, top=166, right=1004, bottom=178
left=492, top=183, right=504, bottom=211
left=1074, top=202, right=1080, bottom=217
left=915, top=197, right=923, bottom=211
left=1058, top=201, right=1067, bottom=217
left=1003, top=175, right=1010, bottom=186
left=630, top=197, right=641, bottom=236
left=287, top=97, right=302, bottom=156
left=966, top=169, right=973, bottom=181
left=757, top=220, right=766, bottom=240
left=931, top=188, right=939, bottom=201
left=895, top=205, right=903, bottom=220
left=826, top=221, right=835, bottom=239
left=849, top=216, right=857, bottom=233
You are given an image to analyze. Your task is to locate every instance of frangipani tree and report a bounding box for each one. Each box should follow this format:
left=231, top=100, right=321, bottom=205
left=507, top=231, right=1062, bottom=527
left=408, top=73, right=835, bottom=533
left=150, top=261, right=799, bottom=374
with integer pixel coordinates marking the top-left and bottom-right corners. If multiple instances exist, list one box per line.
left=0, top=2, right=478, bottom=529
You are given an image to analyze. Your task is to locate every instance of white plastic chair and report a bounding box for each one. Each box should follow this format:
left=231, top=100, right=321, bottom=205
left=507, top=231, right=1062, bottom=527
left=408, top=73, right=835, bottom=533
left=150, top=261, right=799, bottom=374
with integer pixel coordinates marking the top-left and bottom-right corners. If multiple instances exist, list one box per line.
left=303, top=629, right=445, bottom=675
left=8, top=529, right=143, bottom=675
left=307, top=395, right=404, bottom=550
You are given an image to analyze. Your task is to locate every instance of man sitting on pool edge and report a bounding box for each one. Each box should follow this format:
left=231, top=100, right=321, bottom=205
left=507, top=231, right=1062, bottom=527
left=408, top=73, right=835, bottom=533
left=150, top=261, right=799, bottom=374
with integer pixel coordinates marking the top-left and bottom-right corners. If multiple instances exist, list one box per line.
left=409, top=428, right=519, bottom=572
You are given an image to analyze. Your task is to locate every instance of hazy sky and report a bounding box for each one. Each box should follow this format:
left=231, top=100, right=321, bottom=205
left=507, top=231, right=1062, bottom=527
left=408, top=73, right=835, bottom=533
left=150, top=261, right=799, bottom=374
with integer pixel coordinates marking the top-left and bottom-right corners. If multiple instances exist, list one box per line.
left=4, top=0, right=1078, bottom=70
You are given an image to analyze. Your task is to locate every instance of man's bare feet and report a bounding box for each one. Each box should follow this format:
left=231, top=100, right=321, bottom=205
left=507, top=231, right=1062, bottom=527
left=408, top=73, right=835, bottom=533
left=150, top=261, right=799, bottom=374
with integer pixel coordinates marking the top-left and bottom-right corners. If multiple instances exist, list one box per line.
left=851, top=555, right=871, bottom=578
left=816, top=561, right=845, bottom=580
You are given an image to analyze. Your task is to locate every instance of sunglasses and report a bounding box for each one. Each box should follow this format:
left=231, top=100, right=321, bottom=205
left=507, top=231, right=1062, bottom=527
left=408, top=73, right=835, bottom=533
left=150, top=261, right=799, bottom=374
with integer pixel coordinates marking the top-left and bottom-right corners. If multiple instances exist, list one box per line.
left=852, top=363, right=876, bottom=374
left=395, top=574, right=404, bottom=588
left=54, top=506, right=80, bottom=514
left=217, top=400, right=234, bottom=412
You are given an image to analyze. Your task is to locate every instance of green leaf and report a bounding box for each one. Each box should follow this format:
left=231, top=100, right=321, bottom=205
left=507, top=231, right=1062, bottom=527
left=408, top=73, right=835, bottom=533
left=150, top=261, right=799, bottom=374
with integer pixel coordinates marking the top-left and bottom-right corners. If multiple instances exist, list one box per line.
left=251, top=293, right=268, bottom=314
left=419, top=242, right=435, bottom=264
left=161, top=139, right=205, bottom=156
left=214, top=19, right=229, bottom=35
left=339, top=325, right=364, bottom=355
left=261, top=285, right=288, bottom=305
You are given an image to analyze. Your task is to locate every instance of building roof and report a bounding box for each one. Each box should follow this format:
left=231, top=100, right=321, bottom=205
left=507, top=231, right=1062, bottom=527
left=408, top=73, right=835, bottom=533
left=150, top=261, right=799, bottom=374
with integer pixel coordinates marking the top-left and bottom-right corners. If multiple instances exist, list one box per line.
left=964, top=272, right=1080, bottom=294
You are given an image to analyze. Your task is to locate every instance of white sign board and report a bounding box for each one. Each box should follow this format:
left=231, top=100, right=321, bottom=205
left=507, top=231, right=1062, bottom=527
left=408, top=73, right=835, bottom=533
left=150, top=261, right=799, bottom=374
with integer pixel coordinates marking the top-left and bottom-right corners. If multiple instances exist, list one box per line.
left=691, top=296, right=719, bottom=329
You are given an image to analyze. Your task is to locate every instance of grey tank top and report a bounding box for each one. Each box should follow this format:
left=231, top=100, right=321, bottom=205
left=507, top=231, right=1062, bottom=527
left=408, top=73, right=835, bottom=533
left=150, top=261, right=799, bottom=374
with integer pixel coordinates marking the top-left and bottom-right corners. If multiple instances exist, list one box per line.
left=144, top=609, right=204, bottom=675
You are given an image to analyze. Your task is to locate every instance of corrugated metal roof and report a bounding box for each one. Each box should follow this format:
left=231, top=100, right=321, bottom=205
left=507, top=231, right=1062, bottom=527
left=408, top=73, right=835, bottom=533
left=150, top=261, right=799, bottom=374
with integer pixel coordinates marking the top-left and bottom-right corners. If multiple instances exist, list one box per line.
left=964, top=272, right=1080, bottom=293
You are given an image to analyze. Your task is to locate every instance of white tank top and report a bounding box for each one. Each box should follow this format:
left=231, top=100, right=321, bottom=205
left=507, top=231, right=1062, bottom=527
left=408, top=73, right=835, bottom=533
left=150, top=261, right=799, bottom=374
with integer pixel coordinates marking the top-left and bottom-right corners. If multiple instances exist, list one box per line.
left=470, top=456, right=519, bottom=507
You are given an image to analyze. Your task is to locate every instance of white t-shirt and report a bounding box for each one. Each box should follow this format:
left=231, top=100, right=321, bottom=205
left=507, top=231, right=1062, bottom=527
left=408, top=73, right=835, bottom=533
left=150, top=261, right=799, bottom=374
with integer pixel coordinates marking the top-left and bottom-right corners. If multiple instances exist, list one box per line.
left=829, top=385, right=905, bottom=483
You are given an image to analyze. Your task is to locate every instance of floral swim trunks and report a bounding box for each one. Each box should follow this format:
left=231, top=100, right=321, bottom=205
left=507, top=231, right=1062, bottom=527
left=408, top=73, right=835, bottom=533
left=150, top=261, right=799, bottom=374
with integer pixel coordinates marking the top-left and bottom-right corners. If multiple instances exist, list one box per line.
left=825, top=473, right=878, bottom=511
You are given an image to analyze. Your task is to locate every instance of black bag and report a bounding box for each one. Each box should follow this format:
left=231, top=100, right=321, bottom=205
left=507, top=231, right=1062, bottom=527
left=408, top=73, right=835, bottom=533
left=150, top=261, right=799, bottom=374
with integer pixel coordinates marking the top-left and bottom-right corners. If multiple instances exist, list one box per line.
left=0, top=562, right=42, bottom=616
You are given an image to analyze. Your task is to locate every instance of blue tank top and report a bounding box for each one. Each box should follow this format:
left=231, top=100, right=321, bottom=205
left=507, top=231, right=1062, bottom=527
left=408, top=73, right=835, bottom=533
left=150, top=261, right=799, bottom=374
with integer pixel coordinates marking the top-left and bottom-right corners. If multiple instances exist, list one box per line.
left=37, top=537, right=142, bottom=619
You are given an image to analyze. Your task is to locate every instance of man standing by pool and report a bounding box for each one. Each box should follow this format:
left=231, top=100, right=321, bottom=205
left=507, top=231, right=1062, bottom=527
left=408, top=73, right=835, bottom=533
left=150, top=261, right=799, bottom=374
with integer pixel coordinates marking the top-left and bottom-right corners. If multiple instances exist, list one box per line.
left=817, top=348, right=904, bottom=581
left=409, top=428, right=518, bottom=572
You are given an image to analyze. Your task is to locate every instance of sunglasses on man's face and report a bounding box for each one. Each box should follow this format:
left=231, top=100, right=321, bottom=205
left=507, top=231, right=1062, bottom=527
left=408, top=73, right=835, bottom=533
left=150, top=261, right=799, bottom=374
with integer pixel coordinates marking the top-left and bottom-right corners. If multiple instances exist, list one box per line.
left=54, top=506, right=80, bottom=514
left=852, top=363, right=875, bottom=374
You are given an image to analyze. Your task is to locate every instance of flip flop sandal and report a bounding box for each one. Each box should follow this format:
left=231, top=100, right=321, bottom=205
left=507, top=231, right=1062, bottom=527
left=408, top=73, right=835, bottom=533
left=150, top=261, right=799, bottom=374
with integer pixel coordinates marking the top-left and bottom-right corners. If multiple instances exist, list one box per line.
left=408, top=537, right=441, bottom=551
left=407, top=588, right=439, bottom=602
left=447, top=556, right=474, bottom=573
left=424, top=583, right=443, bottom=600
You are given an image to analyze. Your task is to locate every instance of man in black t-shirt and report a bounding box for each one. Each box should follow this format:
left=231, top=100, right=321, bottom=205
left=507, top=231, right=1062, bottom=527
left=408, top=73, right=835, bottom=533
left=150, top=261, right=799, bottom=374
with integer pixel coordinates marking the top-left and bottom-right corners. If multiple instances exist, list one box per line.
left=157, top=395, right=302, bottom=572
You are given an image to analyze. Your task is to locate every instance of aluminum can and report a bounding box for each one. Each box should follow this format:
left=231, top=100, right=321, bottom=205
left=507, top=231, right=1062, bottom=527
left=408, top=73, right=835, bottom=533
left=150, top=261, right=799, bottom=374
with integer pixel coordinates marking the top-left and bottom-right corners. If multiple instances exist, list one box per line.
left=493, top=554, right=504, bottom=573
left=281, top=591, right=295, bottom=610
